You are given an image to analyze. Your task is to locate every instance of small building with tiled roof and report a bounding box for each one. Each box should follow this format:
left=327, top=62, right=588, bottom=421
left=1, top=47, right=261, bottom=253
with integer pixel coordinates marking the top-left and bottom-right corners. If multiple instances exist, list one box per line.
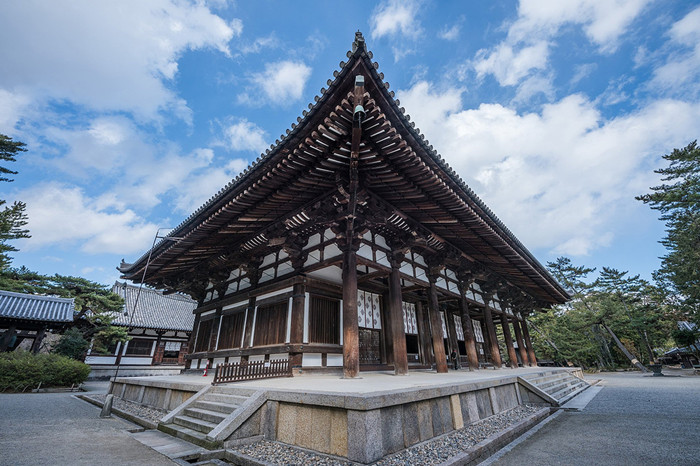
left=0, top=289, right=75, bottom=352
left=84, top=282, right=196, bottom=378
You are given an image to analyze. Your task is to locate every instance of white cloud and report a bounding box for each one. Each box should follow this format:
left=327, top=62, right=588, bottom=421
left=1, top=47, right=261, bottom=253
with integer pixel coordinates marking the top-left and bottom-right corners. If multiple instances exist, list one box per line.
left=219, top=119, right=268, bottom=153
left=370, top=0, right=422, bottom=40
left=173, top=158, right=249, bottom=213
left=0, top=1, right=239, bottom=123
left=369, top=0, right=423, bottom=61
left=438, top=24, right=461, bottom=41
left=19, top=183, right=157, bottom=254
left=250, top=61, right=312, bottom=103
left=474, top=41, right=549, bottom=86
left=42, top=116, right=242, bottom=213
left=399, top=81, right=700, bottom=256
left=650, top=6, right=700, bottom=95
left=472, top=0, right=650, bottom=88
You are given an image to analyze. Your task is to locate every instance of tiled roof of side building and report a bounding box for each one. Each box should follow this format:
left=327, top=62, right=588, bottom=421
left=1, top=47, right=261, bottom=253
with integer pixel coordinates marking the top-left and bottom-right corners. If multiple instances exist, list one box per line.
left=0, top=289, right=75, bottom=323
left=110, top=282, right=196, bottom=331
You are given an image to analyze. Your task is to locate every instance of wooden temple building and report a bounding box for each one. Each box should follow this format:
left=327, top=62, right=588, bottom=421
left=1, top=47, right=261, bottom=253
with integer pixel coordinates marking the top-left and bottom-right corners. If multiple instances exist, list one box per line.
left=118, top=32, right=569, bottom=379
left=84, top=282, right=196, bottom=379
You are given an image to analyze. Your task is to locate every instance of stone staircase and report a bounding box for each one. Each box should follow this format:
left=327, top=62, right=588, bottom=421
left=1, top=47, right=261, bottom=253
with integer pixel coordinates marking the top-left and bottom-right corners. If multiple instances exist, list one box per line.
left=158, top=385, right=263, bottom=449
left=519, top=370, right=590, bottom=406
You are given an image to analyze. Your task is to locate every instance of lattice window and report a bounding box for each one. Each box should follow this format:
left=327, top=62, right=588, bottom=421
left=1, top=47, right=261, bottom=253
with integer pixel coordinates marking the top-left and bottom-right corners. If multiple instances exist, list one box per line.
left=402, top=302, right=418, bottom=334
left=357, top=290, right=381, bottom=329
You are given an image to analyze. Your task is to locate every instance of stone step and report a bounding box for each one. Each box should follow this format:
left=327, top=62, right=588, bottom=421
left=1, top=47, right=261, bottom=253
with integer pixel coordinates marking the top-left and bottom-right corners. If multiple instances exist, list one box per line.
left=543, top=379, right=578, bottom=394
left=524, top=372, right=569, bottom=385
left=536, top=377, right=573, bottom=390
left=556, top=383, right=590, bottom=405
left=173, top=414, right=218, bottom=434
left=202, top=393, right=250, bottom=405
left=158, top=422, right=219, bottom=450
left=192, top=400, right=237, bottom=414
left=551, top=381, right=587, bottom=401
left=210, top=386, right=259, bottom=397
left=184, top=407, right=229, bottom=424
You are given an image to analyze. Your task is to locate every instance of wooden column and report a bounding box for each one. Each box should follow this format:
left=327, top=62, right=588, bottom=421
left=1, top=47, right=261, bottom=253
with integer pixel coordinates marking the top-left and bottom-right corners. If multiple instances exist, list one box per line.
left=387, top=251, right=409, bottom=375
left=289, top=281, right=306, bottom=370
left=342, top=244, right=360, bottom=378
left=500, top=317, right=518, bottom=368
left=481, top=295, right=502, bottom=368
left=184, top=313, right=200, bottom=369
left=242, top=295, right=257, bottom=351
left=153, top=331, right=164, bottom=365
left=427, top=278, right=448, bottom=373
left=415, top=301, right=433, bottom=366
left=512, top=317, right=528, bottom=366
left=519, top=311, right=537, bottom=366
left=457, top=289, right=480, bottom=370
left=445, top=309, right=460, bottom=364
left=30, top=327, right=46, bottom=354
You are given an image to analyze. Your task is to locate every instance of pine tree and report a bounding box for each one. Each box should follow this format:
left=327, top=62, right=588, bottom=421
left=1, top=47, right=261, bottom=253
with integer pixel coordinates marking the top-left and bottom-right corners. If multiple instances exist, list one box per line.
left=0, top=134, right=30, bottom=269
left=637, top=140, right=700, bottom=324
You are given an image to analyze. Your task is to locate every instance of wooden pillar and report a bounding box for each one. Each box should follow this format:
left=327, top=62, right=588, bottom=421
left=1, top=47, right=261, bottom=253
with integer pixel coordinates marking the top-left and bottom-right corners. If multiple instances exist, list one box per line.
left=415, top=301, right=433, bottom=366
left=482, top=295, right=502, bottom=368
left=30, top=328, right=46, bottom=354
left=242, top=295, right=257, bottom=350
left=500, top=316, right=518, bottom=369
left=0, top=325, right=17, bottom=352
left=519, top=311, right=537, bottom=366
left=342, top=244, right=360, bottom=378
left=184, top=313, right=200, bottom=369
left=427, top=279, right=448, bottom=373
left=445, top=309, right=460, bottom=364
left=457, top=292, right=480, bottom=370
left=512, top=317, right=528, bottom=367
left=387, top=252, right=408, bottom=375
left=153, top=331, right=164, bottom=365
left=289, top=281, right=306, bottom=369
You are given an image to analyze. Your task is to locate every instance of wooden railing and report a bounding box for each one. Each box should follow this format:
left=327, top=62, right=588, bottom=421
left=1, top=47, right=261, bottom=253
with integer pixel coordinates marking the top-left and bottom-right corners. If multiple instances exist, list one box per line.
left=213, top=359, right=292, bottom=385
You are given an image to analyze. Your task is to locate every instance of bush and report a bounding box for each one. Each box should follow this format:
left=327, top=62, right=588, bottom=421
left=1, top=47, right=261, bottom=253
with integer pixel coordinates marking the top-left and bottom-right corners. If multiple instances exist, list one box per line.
left=0, top=350, right=91, bottom=392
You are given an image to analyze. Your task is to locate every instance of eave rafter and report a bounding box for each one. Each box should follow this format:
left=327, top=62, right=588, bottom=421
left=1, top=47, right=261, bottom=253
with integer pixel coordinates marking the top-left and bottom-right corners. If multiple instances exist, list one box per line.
left=120, top=32, right=568, bottom=306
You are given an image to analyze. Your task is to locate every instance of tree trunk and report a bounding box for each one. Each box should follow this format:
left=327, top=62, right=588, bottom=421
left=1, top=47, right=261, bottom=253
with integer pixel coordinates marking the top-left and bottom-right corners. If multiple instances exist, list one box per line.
left=529, top=321, right=568, bottom=365
left=592, top=324, right=615, bottom=368
left=603, top=323, right=650, bottom=372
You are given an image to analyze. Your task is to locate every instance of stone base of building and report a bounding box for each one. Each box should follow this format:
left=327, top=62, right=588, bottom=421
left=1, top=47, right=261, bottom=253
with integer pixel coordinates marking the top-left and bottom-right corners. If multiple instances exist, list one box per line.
left=108, top=368, right=587, bottom=463
left=88, top=365, right=186, bottom=380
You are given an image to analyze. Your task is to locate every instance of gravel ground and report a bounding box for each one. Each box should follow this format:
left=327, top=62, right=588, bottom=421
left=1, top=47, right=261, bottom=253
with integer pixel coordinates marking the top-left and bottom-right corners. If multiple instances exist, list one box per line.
left=229, top=405, right=540, bottom=466
left=87, top=393, right=167, bottom=424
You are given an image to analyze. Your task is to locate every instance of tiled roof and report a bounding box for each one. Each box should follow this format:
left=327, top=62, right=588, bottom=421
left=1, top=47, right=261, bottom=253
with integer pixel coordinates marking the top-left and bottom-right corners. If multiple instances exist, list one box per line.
left=110, top=282, right=196, bottom=331
left=0, top=289, right=75, bottom=323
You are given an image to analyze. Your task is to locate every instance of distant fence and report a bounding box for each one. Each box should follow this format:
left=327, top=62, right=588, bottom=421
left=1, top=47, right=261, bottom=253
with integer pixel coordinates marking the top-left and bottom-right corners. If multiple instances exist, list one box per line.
left=213, top=359, right=292, bottom=384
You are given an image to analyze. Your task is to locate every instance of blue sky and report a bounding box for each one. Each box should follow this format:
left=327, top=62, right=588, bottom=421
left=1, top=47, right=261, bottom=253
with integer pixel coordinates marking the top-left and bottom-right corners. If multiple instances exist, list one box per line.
left=2, top=0, right=699, bottom=286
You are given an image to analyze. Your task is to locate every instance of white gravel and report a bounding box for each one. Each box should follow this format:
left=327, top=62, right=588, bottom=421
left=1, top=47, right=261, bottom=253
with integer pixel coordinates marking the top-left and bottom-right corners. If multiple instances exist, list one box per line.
left=87, top=394, right=167, bottom=424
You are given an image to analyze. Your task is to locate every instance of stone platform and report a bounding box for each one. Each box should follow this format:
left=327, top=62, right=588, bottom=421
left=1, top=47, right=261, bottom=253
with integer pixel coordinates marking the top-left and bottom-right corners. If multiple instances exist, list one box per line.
left=109, top=367, right=586, bottom=464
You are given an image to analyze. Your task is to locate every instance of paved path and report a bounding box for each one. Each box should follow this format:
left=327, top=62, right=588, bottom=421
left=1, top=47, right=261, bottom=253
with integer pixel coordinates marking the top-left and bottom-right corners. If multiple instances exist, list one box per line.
left=491, top=372, right=700, bottom=465
left=0, top=384, right=176, bottom=466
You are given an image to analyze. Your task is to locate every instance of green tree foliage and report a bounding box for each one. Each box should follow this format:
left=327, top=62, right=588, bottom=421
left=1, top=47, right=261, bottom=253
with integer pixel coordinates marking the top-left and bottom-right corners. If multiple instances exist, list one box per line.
left=671, top=328, right=700, bottom=360
left=52, top=328, right=90, bottom=360
left=637, top=141, right=700, bottom=324
left=0, top=267, right=129, bottom=354
left=0, top=134, right=30, bottom=269
left=533, top=257, right=674, bottom=370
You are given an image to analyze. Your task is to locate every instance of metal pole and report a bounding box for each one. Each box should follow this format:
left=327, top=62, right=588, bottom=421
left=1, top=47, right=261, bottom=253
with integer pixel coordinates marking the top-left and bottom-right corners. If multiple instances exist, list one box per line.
left=113, top=228, right=181, bottom=380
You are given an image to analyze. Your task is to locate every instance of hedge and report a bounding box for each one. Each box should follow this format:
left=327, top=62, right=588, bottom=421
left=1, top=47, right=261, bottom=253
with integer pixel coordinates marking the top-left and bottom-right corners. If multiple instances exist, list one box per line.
left=0, top=350, right=91, bottom=392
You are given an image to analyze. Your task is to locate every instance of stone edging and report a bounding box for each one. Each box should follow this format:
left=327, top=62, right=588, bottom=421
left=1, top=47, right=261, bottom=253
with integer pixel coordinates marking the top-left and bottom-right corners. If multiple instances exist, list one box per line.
left=76, top=394, right=158, bottom=430
left=439, top=407, right=552, bottom=466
